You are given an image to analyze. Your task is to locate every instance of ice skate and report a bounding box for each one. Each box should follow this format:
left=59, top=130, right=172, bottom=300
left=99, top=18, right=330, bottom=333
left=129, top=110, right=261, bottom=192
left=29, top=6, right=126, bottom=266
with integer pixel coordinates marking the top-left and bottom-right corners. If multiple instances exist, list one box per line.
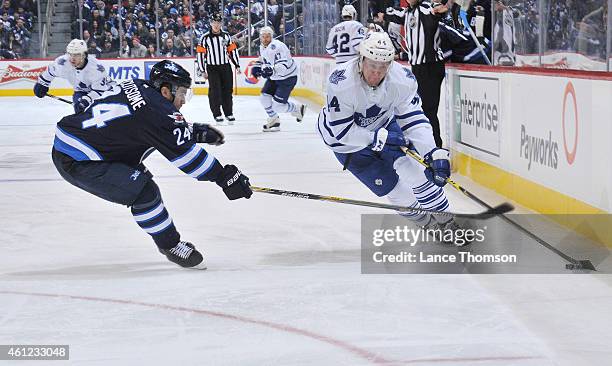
left=214, top=116, right=224, bottom=124
left=292, top=103, right=306, bottom=122
left=226, top=115, right=235, bottom=125
left=262, top=116, right=281, bottom=132
left=422, top=217, right=471, bottom=247
left=159, top=241, right=207, bottom=269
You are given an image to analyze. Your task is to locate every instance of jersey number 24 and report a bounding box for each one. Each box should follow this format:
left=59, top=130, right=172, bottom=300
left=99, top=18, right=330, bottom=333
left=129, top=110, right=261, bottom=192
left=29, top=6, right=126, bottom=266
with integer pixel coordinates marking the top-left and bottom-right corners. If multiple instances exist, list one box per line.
left=81, top=103, right=131, bottom=129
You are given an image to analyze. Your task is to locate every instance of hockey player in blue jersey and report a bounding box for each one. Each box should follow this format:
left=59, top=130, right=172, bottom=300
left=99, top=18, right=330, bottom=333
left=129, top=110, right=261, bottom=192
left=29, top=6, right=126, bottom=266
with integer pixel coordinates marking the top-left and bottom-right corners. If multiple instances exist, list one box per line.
left=33, top=39, right=116, bottom=114
left=250, top=26, right=306, bottom=132
left=317, top=32, right=466, bottom=245
left=51, top=60, right=253, bottom=269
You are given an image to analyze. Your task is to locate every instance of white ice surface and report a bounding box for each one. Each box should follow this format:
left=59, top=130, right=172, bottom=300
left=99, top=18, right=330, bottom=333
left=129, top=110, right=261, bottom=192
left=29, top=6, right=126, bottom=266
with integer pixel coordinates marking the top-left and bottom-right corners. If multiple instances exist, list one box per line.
left=1, top=96, right=611, bottom=366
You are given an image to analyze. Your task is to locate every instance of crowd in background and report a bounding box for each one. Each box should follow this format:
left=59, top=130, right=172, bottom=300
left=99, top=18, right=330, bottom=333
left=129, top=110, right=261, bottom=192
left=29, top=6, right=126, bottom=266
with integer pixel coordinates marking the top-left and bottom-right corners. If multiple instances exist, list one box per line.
left=0, top=0, right=36, bottom=59
left=69, top=0, right=306, bottom=58
left=0, top=0, right=607, bottom=63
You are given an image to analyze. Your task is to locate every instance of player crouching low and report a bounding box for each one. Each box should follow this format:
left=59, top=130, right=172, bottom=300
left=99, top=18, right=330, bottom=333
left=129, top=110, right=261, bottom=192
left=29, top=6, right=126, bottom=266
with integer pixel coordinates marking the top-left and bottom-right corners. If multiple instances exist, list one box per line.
left=250, top=26, right=306, bottom=132
left=51, top=60, right=252, bottom=269
left=317, top=32, right=466, bottom=246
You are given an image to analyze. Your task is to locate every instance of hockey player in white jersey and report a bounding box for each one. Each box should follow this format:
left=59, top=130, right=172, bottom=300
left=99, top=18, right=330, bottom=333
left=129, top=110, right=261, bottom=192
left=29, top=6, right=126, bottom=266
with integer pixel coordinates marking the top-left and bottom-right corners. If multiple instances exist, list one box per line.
left=250, top=26, right=306, bottom=132
left=33, top=39, right=115, bottom=114
left=317, top=32, right=464, bottom=243
left=326, top=5, right=367, bottom=64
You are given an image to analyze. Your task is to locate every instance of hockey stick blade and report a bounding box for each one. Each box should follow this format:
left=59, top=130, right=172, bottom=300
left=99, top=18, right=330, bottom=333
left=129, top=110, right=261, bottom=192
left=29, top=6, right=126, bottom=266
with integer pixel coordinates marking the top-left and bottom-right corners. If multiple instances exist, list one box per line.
left=252, top=186, right=513, bottom=219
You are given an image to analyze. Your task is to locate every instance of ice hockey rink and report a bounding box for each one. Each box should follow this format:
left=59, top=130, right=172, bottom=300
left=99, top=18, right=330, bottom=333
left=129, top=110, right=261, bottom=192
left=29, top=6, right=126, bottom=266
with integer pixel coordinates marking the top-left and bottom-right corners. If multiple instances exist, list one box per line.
left=1, top=95, right=612, bottom=366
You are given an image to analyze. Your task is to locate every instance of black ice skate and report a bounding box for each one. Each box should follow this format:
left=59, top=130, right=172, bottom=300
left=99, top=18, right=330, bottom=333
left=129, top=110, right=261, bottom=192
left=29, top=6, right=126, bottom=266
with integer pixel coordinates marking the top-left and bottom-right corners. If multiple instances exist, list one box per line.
left=262, top=116, right=281, bottom=132
left=226, top=115, right=235, bottom=125
left=159, top=241, right=207, bottom=269
left=214, top=116, right=224, bottom=124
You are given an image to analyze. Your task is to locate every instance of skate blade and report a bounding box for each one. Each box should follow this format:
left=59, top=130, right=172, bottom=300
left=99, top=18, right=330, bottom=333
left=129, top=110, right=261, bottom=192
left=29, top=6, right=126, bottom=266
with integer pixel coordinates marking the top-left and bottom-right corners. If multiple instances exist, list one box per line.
left=262, top=127, right=281, bottom=132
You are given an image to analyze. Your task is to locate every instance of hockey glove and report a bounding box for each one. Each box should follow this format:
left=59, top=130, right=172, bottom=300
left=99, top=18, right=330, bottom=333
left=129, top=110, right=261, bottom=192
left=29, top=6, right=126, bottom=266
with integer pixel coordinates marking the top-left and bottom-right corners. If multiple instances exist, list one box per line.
left=75, top=95, right=93, bottom=113
left=193, top=123, right=225, bottom=145
left=251, top=63, right=263, bottom=78
left=215, top=164, right=253, bottom=200
left=33, top=82, right=49, bottom=98
left=371, top=128, right=407, bottom=152
left=261, top=66, right=274, bottom=79
left=424, top=148, right=450, bottom=187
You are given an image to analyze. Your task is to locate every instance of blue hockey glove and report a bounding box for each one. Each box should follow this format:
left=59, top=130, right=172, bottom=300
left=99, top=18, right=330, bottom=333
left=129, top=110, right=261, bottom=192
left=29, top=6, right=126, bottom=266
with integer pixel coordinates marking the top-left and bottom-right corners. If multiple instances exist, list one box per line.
left=371, top=128, right=407, bottom=152
left=193, top=123, right=225, bottom=145
left=33, top=82, right=49, bottom=98
left=261, top=66, right=273, bottom=78
left=251, top=64, right=263, bottom=78
left=424, top=148, right=450, bottom=187
left=75, top=95, right=93, bottom=113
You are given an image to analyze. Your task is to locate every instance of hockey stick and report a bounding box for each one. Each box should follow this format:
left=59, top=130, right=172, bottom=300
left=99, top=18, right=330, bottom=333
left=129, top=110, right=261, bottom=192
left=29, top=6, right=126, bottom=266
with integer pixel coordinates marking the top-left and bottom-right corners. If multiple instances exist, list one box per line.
left=459, top=10, right=492, bottom=65
left=251, top=185, right=509, bottom=220
left=402, top=147, right=596, bottom=271
left=401, top=147, right=511, bottom=212
left=46, top=94, right=73, bottom=105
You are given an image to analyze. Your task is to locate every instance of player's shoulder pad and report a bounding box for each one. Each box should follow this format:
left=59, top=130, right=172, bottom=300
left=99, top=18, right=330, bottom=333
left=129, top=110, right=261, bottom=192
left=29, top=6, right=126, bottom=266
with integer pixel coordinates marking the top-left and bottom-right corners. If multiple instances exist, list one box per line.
left=387, top=62, right=418, bottom=90
left=327, top=60, right=358, bottom=92
left=55, top=54, right=68, bottom=66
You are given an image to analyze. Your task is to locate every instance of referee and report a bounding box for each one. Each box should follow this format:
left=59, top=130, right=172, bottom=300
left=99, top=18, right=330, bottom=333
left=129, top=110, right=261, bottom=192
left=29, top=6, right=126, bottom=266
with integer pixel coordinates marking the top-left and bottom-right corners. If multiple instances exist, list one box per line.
left=404, top=0, right=448, bottom=147
left=196, top=13, right=241, bottom=124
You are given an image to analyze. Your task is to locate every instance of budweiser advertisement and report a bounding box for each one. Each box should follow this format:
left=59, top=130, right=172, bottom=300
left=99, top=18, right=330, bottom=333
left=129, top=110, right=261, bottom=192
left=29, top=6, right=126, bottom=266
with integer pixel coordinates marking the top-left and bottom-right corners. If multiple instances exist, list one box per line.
left=0, top=64, right=46, bottom=85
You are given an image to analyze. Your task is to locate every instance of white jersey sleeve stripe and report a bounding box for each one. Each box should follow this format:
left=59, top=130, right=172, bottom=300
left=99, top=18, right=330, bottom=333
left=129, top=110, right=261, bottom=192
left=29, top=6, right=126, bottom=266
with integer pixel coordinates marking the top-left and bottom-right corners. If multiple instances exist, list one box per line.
left=171, top=145, right=202, bottom=169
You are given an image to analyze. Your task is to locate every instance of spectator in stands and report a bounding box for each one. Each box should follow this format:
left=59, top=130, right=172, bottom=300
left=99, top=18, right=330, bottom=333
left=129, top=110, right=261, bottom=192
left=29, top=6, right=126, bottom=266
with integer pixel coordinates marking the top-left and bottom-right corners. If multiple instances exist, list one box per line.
left=124, top=18, right=137, bottom=38
left=119, top=37, right=130, bottom=58
left=160, top=37, right=180, bottom=57
left=130, top=36, right=147, bottom=58
left=6, top=30, right=22, bottom=57
left=88, top=40, right=102, bottom=58
left=182, top=8, right=191, bottom=27
left=100, top=39, right=116, bottom=58
left=145, top=43, right=157, bottom=57
left=13, top=16, right=30, bottom=55
left=144, top=27, right=157, bottom=47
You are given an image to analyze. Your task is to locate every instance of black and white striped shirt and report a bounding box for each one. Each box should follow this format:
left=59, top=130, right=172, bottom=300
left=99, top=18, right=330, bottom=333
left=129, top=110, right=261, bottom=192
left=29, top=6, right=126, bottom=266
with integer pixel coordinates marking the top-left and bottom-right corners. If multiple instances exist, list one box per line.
left=403, top=1, right=444, bottom=65
left=196, top=30, right=240, bottom=72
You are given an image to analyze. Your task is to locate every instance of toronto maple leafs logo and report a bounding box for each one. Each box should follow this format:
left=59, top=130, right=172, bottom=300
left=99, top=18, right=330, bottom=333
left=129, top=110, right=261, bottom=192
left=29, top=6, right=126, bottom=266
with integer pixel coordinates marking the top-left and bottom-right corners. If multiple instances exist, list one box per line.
left=354, top=105, right=384, bottom=127
left=58, top=57, right=67, bottom=65
left=271, top=44, right=276, bottom=50
left=403, top=67, right=416, bottom=81
left=97, top=64, right=105, bottom=72
left=329, top=69, right=347, bottom=85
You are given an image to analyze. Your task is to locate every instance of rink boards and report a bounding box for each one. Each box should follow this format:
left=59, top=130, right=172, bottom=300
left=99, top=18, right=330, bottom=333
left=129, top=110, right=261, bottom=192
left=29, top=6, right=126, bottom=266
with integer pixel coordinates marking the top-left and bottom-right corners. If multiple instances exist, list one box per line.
left=1, top=57, right=611, bottom=243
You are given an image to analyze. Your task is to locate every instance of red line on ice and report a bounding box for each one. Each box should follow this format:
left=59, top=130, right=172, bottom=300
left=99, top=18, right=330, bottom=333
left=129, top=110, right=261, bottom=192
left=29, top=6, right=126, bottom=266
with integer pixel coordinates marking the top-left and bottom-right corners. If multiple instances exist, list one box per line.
left=1, top=290, right=542, bottom=365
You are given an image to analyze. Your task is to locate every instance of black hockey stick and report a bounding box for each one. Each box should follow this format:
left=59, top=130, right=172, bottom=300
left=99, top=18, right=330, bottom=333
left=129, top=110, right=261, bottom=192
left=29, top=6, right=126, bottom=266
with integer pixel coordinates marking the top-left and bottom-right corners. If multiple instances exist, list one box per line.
left=402, top=147, right=596, bottom=271
left=46, top=94, right=73, bottom=105
left=251, top=186, right=511, bottom=219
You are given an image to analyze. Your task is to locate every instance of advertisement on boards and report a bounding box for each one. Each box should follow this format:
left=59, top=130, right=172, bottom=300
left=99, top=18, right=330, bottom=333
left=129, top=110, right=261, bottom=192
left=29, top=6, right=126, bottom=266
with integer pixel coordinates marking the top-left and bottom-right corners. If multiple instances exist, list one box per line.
left=452, top=75, right=501, bottom=157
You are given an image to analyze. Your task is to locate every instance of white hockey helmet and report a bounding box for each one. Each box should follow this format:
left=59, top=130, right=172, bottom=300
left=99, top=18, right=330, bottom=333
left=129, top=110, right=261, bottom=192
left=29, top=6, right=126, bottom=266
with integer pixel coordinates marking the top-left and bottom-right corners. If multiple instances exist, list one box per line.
left=359, top=31, right=395, bottom=63
left=341, top=5, right=357, bottom=19
left=66, top=39, right=88, bottom=55
left=259, top=26, right=274, bottom=37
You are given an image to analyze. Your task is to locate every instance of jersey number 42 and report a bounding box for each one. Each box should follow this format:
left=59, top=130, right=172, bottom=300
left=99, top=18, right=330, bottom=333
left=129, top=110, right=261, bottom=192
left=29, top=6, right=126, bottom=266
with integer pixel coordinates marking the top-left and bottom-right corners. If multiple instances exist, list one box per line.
left=331, top=33, right=350, bottom=54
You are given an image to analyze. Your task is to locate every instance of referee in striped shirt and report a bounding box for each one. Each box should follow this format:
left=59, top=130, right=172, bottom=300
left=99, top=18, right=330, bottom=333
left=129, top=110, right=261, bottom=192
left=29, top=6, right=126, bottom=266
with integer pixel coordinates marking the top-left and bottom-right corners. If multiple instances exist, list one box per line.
left=404, top=0, right=449, bottom=147
left=196, top=13, right=241, bottom=124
